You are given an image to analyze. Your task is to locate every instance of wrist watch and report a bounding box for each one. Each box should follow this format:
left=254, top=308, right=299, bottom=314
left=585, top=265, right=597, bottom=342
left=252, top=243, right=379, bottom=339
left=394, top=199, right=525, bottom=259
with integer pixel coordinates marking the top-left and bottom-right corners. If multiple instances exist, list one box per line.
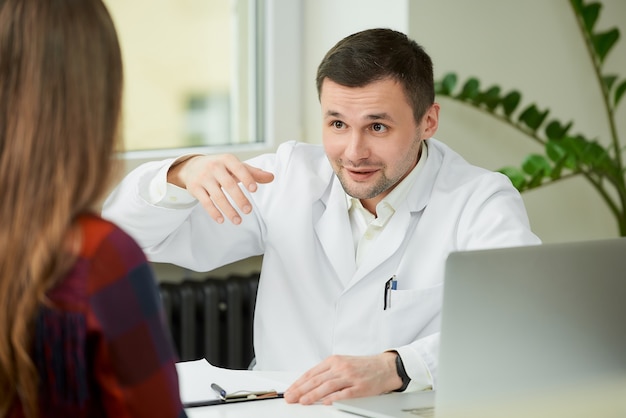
left=393, top=353, right=411, bottom=392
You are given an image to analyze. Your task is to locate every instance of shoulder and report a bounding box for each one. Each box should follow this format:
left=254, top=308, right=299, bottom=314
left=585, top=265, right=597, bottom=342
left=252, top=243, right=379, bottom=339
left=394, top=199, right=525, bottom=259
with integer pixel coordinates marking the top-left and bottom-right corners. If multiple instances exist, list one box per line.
left=427, top=138, right=515, bottom=191
left=248, top=140, right=328, bottom=172
left=78, top=213, right=146, bottom=261
left=247, top=141, right=333, bottom=194
left=77, top=214, right=151, bottom=293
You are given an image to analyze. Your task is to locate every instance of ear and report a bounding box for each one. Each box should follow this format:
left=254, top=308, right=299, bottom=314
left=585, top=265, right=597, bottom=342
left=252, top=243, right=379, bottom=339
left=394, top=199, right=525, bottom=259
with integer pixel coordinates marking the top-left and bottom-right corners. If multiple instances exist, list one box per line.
left=421, top=103, right=440, bottom=139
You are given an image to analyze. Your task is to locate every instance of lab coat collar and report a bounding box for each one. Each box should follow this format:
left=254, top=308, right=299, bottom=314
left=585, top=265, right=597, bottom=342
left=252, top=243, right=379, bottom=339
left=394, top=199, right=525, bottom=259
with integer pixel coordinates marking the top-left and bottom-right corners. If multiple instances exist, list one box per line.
left=349, top=140, right=443, bottom=284
left=406, top=138, right=441, bottom=213
left=313, top=139, right=444, bottom=288
left=313, top=176, right=358, bottom=284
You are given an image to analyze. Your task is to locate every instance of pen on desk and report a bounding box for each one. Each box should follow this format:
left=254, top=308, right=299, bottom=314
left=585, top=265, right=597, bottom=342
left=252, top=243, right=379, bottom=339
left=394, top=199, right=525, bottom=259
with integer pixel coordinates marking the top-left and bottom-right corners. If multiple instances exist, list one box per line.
left=211, top=382, right=227, bottom=401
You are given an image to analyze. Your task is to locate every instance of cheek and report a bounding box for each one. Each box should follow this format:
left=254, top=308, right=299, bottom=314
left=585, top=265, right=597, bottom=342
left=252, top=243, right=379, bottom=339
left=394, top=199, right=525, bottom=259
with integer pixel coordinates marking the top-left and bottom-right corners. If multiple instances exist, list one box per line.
left=380, top=137, right=419, bottom=170
left=322, top=136, right=342, bottom=161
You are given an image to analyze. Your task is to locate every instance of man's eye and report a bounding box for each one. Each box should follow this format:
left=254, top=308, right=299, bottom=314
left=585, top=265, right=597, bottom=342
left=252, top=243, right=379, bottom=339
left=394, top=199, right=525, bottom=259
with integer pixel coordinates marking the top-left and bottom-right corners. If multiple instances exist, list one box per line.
left=333, top=121, right=345, bottom=129
left=371, top=123, right=387, bottom=132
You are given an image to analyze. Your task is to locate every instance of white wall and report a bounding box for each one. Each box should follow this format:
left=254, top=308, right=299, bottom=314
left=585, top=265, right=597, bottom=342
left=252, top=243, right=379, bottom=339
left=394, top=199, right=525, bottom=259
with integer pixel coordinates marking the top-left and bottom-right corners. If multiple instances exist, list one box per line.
left=300, top=0, right=409, bottom=145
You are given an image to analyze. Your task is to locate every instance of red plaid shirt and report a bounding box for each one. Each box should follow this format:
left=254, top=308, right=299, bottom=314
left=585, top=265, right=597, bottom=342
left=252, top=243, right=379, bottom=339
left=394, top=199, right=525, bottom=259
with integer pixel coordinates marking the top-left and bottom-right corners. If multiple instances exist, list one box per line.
left=10, top=214, right=187, bottom=417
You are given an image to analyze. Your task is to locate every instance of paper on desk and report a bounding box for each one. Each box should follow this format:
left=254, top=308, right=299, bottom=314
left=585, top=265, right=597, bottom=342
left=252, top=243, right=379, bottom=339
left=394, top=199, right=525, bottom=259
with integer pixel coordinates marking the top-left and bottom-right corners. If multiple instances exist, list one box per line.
left=175, top=359, right=299, bottom=405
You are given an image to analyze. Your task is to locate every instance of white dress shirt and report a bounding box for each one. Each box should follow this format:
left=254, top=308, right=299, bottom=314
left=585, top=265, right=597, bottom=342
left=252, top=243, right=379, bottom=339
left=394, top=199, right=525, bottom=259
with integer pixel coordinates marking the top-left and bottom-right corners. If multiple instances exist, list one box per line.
left=349, top=142, right=428, bottom=269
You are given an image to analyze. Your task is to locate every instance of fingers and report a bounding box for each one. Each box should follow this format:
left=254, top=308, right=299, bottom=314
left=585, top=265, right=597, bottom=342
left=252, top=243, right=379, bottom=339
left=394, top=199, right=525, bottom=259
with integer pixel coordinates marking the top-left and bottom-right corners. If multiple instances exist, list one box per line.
left=202, top=159, right=252, bottom=224
left=243, top=163, right=275, bottom=190
left=285, top=366, right=345, bottom=405
left=188, top=170, right=245, bottom=224
left=284, top=354, right=399, bottom=405
left=175, top=154, right=274, bottom=224
left=284, top=356, right=355, bottom=405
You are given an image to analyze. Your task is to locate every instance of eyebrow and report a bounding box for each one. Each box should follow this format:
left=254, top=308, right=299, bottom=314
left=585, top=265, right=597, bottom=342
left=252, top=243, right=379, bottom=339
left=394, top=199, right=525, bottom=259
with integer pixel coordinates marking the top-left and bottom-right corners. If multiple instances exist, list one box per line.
left=324, top=110, right=396, bottom=123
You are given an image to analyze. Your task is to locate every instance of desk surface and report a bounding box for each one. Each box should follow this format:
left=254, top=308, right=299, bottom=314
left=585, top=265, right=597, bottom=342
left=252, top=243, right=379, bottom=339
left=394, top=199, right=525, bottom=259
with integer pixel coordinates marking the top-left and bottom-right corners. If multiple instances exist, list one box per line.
left=185, top=398, right=350, bottom=418
left=184, top=383, right=626, bottom=418
left=178, top=359, right=626, bottom=418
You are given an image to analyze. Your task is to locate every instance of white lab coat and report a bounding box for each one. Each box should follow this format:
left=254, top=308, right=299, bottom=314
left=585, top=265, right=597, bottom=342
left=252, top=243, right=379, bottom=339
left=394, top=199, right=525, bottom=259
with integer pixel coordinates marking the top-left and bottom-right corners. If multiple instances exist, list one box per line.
left=102, top=139, right=540, bottom=390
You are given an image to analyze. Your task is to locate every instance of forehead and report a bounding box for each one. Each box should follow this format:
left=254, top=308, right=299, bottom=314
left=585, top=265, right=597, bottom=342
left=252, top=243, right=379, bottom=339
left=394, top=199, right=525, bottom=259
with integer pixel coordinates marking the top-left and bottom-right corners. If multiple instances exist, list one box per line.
left=319, top=78, right=412, bottom=119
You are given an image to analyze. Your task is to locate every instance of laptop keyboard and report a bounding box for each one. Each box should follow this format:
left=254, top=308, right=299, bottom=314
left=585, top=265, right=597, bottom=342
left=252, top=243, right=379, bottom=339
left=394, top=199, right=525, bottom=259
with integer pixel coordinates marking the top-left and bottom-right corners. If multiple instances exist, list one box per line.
left=403, top=406, right=435, bottom=417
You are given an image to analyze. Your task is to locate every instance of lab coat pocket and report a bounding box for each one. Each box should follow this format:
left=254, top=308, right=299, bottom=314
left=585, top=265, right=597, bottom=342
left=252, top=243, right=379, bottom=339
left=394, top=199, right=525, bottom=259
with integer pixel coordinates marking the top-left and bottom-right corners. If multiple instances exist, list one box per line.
left=380, top=284, right=443, bottom=347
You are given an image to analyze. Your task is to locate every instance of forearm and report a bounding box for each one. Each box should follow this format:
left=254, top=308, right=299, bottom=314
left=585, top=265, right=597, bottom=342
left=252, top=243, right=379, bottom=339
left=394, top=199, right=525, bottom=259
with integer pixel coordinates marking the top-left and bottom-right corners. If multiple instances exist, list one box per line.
left=102, top=159, right=198, bottom=249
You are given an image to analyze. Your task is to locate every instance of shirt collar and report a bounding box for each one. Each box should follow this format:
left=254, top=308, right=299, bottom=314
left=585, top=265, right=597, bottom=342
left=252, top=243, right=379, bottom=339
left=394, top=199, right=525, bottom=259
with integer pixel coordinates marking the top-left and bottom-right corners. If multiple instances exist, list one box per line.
left=346, top=141, right=428, bottom=221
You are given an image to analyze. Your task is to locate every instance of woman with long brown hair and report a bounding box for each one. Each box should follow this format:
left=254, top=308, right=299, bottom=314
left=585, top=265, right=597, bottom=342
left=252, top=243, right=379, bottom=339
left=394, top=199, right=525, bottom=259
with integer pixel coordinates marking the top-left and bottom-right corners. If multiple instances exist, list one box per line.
left=0, top=0, right=186, bottom=416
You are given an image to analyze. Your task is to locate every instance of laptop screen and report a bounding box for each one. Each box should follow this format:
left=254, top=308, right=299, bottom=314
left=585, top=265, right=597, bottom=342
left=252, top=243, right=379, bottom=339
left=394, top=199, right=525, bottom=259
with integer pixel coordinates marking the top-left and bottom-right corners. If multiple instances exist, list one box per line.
left=436, top=238, right=626, bottom=416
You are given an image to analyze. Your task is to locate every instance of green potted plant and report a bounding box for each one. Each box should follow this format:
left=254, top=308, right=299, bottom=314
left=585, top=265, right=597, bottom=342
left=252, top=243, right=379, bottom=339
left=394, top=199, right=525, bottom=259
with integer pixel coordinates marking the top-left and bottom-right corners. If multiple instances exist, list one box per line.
left=434, top=0, right=626, bottom=236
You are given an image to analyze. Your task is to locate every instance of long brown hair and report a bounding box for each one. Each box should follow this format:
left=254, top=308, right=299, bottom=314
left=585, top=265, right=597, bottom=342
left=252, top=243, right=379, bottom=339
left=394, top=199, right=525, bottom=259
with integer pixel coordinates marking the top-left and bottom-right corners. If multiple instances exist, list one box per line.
left=0, top=0, right=123, bottom=416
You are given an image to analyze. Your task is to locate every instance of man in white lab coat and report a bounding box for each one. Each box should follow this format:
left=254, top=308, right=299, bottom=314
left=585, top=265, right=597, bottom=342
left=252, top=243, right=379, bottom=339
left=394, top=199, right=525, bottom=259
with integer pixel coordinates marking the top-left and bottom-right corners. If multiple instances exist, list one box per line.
left=102, top=28, right=540, bottom=405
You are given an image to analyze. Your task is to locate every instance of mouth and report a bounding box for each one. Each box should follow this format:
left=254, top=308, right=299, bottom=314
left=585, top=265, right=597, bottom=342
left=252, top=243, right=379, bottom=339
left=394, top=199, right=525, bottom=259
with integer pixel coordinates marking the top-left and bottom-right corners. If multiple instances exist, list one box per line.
left=344, top=167, right=379, bottom=182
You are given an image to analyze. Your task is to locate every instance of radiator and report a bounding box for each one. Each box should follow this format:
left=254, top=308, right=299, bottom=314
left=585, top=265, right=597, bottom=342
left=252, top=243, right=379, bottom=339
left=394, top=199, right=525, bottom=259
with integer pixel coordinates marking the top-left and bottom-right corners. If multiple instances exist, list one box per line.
left=159, top=273, right=260, bottom=370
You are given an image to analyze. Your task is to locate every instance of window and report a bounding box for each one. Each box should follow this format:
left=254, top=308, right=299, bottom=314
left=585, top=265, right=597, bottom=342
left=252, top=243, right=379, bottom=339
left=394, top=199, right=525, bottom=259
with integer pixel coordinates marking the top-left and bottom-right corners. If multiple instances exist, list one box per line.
left=104, top=0, right=266, bottom=158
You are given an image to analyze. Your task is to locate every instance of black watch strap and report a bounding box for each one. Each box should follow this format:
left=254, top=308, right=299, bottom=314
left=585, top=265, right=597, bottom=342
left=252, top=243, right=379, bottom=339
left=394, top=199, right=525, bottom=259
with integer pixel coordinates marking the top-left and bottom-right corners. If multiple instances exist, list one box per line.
left=393, top=353, right=411, bottom=392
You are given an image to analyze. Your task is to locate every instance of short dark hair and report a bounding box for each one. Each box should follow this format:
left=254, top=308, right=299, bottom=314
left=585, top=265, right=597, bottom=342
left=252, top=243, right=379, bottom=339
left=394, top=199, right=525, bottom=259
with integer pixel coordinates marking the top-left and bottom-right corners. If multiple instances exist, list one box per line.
left=316, top=28, right=434, bottom=123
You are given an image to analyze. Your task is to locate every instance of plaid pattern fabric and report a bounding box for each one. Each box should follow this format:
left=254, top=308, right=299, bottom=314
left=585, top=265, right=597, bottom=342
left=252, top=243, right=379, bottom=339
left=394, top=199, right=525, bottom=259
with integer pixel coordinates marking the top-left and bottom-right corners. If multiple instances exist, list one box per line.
left=11, top=214, right=187, bottom=417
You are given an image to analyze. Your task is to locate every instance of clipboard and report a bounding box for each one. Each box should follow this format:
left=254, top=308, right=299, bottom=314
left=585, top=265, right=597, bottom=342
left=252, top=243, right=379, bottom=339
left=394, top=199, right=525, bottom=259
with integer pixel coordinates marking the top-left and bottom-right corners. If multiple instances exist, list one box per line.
left=176, top=359, right=297, bottom=408
left=183, top=390, right=284, bottom=408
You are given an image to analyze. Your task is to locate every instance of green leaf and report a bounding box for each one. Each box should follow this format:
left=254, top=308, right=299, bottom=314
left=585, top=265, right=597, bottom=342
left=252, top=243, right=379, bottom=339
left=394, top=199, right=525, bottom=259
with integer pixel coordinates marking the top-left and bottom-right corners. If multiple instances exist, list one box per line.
left=592, top=28, right=620, bottom=63
left=580, top=2, right=602, bottom=33
left=602, top=74, right=618, bottom=92
left=500, top=91, right=521, bottom=117
left=580, top=141, right=607, bottom=166
left=550, top=157, right=567, bottom=180
left=478, top=86, right=501, bottom=111
left=546, top=140, right=566, bottom=162
left=545, top=120, right=572, bottom=140
left=559, top=135, right=597, bottom=171
left=569, top=0, right=583, bottom=13
left=562, top=135, right=587, bottom=158
left=498, top=167, right=527, bottom=191
left=518, top=104, right=549, bottom=132
left=522, top=154, right=552, bottom=178
left=527, top=173, right=544, bottom=189
left=546, top=139, right=578, bottom=170
left=559, top=136, right=614, bottom=177
left=614, top=79, right=626, bottom=107
left=578, top=141, right=620, bottom=180
left=457, top=78, right=480, bottom=101
left=436, top=73, right=457, bottom=96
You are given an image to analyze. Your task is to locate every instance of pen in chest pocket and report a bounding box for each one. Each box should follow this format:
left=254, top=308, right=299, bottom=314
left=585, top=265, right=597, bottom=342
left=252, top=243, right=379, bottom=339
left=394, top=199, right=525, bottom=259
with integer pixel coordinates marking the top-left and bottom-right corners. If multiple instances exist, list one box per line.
left=383, top=275, right=397, bottom=310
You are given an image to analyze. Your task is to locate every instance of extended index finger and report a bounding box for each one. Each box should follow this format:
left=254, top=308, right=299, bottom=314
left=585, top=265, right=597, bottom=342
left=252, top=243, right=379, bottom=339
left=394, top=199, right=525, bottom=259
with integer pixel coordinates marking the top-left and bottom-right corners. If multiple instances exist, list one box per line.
left=207, top=161, right=254, bottom=223
left=237, top=161, right=275, bottom=192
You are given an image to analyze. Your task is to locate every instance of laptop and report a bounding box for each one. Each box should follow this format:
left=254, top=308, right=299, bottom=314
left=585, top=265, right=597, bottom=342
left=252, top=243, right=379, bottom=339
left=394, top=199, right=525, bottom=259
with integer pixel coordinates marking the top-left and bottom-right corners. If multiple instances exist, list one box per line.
left=334, top=238, right=626, bottom=417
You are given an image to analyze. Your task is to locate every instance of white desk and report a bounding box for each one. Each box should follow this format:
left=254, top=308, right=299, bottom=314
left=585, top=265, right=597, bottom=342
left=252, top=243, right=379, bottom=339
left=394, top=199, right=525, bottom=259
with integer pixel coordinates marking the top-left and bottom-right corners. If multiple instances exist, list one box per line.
left=185, top=398, right=352, bottom=418
left=183, top=380, right=626, bottom=418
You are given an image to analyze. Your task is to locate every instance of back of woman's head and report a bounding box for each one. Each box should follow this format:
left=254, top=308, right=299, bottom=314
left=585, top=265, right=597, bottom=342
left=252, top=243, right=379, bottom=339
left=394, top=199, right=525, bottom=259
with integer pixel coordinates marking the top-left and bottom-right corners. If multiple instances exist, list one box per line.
left=0, top=0, right=123, bottom=415
left=0, top=0, right=123, bottom=212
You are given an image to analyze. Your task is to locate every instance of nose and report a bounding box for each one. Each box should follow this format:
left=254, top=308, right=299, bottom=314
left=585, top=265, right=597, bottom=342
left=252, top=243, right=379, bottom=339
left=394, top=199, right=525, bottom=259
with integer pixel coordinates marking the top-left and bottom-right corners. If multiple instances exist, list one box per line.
left=344, top=130, right=370, bottom=163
